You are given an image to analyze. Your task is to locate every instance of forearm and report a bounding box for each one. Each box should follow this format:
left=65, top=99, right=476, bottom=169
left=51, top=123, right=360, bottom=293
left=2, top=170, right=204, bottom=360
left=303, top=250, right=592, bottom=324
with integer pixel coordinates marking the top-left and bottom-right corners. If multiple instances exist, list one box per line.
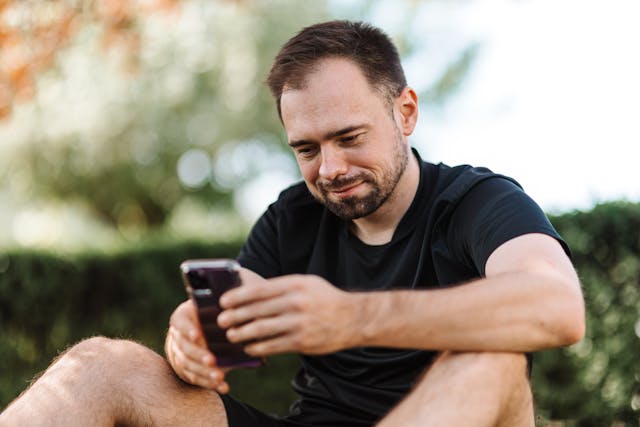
left=351, top=270, right=585, bottom=352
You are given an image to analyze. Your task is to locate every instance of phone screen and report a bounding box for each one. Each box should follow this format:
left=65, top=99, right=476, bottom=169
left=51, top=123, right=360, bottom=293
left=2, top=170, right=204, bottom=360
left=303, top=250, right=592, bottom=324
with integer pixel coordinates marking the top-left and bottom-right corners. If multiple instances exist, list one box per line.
left=180, top=259, right=262, bottom=368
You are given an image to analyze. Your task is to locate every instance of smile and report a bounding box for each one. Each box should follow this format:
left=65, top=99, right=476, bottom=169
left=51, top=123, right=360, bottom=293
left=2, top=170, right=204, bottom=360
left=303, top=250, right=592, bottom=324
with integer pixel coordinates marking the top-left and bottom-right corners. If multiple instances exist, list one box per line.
left=329, top=182, right=363, bottom=197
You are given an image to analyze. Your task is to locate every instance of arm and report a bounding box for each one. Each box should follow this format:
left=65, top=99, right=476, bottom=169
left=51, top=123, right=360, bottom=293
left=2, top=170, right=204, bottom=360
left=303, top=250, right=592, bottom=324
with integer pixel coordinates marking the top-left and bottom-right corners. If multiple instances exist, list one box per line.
left=355, top=233, right=585, bottom=352
left=220, top=233, right=585, bottom=356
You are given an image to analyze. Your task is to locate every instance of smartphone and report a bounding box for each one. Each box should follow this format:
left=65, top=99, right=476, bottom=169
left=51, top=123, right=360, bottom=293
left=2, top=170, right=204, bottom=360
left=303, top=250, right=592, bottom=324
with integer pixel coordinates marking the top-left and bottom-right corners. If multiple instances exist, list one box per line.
left=180, top=259, right=263, bottom=368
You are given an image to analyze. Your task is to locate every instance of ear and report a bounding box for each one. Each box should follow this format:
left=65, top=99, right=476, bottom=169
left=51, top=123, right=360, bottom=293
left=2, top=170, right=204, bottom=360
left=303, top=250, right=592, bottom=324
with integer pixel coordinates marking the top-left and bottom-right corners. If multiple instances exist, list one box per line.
left=394, top=87, right=419, bottom=136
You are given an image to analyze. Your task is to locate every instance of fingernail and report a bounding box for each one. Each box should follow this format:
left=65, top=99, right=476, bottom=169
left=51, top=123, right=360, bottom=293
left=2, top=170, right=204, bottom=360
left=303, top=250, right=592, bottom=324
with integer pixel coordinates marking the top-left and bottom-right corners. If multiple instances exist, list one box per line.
left=217, top=313, right=227, bottom=325
left=210, top=371, right=219, bottom=380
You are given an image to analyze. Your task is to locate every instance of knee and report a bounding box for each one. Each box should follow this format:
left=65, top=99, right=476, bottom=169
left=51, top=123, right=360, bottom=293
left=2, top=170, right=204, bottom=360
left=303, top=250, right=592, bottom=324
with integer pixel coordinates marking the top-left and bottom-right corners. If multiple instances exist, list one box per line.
left=56, top=336, right=163, bottom=381
left=477, top=352, right=528, bottom=385
left=64, top=336, right=139, bottom=364
left=428, top=351, right=530, bottom=392
left=432, top=351, right=531, bottom=401
left=451, top=352, right=533, bottom=425
left=437, top=351, right=528, bottom=374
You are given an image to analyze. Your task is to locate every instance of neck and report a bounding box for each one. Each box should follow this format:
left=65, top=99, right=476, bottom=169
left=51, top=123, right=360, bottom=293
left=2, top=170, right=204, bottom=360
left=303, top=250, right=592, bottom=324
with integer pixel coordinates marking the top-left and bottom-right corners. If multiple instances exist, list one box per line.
left=350, top=152, right=420, bottom=245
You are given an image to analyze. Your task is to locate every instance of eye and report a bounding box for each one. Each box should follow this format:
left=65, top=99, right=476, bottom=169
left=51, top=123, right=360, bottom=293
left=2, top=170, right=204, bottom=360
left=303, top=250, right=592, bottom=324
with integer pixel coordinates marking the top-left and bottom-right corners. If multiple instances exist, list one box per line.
left=295, top=146, right=318, bottom=159
left=340, top=133, right=363, bottom=144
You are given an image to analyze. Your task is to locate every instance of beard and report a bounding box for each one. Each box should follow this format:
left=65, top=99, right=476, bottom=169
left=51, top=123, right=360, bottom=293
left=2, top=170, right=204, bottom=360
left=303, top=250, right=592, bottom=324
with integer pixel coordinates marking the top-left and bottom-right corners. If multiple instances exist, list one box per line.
left=313, top=130, right=409, bottom=221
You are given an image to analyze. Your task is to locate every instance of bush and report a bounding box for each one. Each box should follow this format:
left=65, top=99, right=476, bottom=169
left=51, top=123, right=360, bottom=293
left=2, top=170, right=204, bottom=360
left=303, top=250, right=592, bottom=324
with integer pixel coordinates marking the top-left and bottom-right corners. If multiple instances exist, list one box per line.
left=0, top=240, right=298, bottom=414
left=1, top=201, right=640, bottom=424
left=532, top=202, right=640, bottom=425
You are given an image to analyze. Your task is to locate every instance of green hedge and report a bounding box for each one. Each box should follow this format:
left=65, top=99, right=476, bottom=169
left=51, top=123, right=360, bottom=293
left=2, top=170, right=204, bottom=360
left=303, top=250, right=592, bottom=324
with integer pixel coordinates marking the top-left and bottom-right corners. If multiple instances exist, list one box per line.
left=1, top=201, right=640, bottom=424
left=533, top=202, right=640, bottom=425
left=0, top=240, right=299, bottom=415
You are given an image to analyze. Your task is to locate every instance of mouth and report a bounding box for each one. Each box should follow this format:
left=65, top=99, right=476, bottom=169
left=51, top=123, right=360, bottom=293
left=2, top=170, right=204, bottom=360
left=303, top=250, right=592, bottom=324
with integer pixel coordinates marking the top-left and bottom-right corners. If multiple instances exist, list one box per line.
left=326, top=181, right=363, bottom=198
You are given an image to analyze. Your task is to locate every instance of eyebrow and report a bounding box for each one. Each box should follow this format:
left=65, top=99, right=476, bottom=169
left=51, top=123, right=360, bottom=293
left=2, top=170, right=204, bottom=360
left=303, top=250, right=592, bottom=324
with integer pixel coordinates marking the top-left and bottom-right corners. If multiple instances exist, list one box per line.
left=288, top=124, right=367, bottom=148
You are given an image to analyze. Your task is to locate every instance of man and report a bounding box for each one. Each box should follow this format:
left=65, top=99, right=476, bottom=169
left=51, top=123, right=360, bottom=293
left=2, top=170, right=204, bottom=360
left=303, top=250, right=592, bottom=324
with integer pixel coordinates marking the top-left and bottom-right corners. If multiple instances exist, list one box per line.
left=1, top=20, right=584, bottom=426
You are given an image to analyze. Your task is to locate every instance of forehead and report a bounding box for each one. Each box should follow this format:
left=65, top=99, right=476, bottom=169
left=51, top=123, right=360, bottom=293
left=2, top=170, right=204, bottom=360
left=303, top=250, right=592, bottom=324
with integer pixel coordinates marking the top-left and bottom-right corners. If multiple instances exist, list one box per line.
left=280, top=58, right=387, bottom=140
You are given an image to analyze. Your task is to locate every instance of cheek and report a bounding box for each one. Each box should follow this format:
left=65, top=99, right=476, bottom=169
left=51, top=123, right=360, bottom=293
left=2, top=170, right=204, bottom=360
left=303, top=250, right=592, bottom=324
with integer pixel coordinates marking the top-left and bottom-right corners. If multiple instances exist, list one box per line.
left=298, top=160, right=319, bottom=185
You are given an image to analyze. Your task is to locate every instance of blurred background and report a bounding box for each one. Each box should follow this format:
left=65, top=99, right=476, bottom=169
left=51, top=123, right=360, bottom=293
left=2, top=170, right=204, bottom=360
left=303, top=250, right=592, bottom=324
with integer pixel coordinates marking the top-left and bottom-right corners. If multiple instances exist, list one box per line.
left=1, top=0, right=638, bottom=250
left=1, top=0, right=639, bottom=425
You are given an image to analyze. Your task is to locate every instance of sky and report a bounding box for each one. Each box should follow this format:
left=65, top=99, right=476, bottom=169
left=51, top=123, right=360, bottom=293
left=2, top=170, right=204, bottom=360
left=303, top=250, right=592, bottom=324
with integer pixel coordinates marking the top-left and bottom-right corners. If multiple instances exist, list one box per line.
left=395, top=0, right=640, bottom=214
left=240, top=0, right=640, bottom=219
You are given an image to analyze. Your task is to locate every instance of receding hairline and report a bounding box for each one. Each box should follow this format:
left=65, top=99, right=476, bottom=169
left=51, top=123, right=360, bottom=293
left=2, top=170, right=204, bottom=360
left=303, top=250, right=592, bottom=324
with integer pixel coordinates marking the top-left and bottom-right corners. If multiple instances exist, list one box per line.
left=279, top=56, right=403, bottom=109
left=267, top=20, right=408, bottom=120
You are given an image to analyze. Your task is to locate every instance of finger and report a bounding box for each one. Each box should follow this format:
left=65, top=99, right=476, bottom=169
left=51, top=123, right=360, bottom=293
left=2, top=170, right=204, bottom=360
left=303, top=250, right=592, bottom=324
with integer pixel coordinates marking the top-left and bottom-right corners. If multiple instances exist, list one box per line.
left=176, top=352, right=227, bottom=389
left=177, top=352, right=229, bottom=393
left=243, top=334, right=296, bottom=357
left=215, top=381, right=230, bottom=395
left=170, top=326, right=214, bottom=366
left=218, top=294, right=292, bottom=329
left=227, top=315, right=295, bottom=344
left=220, top=275, right=299, bottom=309
left=170, top=300, right=201, bottom=341
left=265, top=274, right=314, bottom=290
left=170, top=330, right=227, bottom=388
left=238, top=268, right=266, bottom=284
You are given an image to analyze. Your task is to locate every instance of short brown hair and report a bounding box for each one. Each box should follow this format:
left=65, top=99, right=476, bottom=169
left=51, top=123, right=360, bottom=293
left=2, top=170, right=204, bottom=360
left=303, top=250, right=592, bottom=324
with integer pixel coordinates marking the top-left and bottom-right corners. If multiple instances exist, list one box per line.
left=267, top=20, right=407, bottom=119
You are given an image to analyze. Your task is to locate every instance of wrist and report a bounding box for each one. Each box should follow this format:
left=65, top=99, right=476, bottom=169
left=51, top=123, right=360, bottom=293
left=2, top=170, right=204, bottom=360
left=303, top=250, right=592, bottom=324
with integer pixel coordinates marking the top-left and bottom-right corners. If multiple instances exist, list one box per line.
left=348, top=292, right=386, bottom=347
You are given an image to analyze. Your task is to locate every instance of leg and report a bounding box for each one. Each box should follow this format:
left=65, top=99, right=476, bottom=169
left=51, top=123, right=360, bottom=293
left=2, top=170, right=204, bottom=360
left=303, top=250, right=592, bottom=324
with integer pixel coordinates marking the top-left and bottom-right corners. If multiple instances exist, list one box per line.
left=377, top=351, right=534, bottom=427
left=0, top=336, right=227, bottom=427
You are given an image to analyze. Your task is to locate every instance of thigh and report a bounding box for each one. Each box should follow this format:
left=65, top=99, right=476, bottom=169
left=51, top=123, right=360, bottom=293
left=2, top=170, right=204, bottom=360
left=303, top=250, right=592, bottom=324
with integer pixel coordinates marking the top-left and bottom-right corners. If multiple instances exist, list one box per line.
left=377, top=351, right=534, bottom=427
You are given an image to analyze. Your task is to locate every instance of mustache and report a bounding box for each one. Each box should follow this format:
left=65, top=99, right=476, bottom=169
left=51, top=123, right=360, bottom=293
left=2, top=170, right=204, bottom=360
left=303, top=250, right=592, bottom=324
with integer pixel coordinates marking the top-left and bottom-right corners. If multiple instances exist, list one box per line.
left=317, top=174, right=371, bottom=192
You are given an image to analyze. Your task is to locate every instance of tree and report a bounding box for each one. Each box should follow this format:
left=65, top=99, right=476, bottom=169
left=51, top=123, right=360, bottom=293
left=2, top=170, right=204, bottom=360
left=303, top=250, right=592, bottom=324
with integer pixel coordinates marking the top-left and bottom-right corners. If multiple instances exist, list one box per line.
left=0, top=0, right=183, bottom=120
left=1, top=0, right=328, bottom=234
left=0, top=0, right=478, bottom=242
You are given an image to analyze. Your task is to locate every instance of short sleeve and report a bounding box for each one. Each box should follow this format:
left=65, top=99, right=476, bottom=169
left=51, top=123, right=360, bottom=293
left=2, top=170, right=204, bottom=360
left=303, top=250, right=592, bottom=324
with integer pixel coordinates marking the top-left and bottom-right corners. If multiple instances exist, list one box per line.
left=448, top=177, right=569, bottom=276
left=237, top=203, right=282, bottom=278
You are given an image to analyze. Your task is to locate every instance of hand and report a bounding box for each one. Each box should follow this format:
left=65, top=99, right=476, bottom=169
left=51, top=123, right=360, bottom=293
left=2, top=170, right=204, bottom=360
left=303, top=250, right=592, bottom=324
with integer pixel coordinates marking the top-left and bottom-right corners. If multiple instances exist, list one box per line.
left=165, top=300, right=231, bottom=393
left=218, top=272, right=357, bottom=356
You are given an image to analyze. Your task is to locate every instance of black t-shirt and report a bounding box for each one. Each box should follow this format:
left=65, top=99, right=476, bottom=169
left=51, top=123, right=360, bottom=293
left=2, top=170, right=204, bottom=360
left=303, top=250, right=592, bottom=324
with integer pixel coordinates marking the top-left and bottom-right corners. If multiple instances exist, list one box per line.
left=237, top=149, right=567, bottom=425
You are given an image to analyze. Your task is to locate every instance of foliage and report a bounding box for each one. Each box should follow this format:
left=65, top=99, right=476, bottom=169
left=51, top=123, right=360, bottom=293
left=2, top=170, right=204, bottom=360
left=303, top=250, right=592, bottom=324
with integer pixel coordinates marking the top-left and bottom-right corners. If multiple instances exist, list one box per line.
left=532, top=201, right=640, bottom=425
left=0, top=0, right=479, bottom=244
left=0, top=0, right=182, bottom=120
left=0, top=0, right=327, bottom=230
left=1, top=201, right=640, bottom=423
left=0, top=239, right=300, bottom=414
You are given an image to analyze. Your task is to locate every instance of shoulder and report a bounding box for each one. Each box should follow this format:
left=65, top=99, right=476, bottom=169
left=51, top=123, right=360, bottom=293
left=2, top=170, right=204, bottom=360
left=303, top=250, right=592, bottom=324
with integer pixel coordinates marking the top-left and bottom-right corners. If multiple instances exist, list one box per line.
left=430, top=162, right=522, bottom=203
left=428, top=161, right=543, bottom=231
left=418, top=160, right=522, bottom=221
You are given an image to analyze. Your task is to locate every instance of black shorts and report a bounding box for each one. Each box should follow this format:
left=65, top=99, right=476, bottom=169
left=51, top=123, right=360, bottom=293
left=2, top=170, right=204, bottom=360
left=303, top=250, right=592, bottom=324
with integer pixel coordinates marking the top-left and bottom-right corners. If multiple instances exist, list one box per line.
left=220, top=394, right=374, bottom=427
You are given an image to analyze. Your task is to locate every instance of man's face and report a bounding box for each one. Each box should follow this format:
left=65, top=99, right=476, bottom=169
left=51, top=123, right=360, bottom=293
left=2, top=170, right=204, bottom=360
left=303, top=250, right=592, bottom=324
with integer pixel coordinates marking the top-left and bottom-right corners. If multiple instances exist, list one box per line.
left=280, top=58, right=410, bottom=220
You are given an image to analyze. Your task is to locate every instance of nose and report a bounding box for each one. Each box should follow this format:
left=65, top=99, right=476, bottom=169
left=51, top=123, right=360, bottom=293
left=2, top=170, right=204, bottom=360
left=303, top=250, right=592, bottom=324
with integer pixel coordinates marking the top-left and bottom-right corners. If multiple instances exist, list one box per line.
left=318, top=145, right=348, bottom=180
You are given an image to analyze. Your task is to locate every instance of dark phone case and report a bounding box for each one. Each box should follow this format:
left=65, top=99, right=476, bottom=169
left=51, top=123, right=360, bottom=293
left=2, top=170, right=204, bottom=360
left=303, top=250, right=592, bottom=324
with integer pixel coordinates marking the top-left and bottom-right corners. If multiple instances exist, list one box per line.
left=180, top=259, right=262, bottom=368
